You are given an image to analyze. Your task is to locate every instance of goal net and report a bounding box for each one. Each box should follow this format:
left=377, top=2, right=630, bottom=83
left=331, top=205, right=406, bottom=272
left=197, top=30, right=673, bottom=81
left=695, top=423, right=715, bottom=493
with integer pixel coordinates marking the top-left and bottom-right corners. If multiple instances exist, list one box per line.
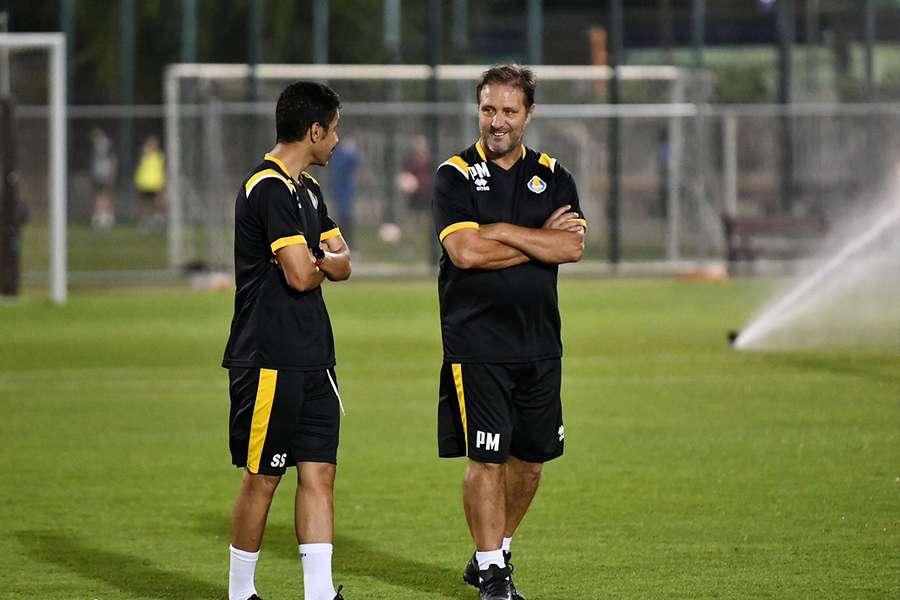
left=0, top=33, right=66, bottom=303
left=164, top=63, right=715, bottom=272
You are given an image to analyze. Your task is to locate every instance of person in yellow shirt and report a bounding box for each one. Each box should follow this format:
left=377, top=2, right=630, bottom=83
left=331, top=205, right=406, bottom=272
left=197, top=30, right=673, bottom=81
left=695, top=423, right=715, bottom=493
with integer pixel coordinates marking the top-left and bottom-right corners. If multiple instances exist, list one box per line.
left=134, top=136, right=166, bottom=233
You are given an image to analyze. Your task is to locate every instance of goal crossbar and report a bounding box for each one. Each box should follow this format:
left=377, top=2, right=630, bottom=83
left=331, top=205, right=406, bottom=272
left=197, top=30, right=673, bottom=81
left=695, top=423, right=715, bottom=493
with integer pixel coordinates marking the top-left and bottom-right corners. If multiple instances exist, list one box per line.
left=166, top=63, right=685, bottom=82
left=165, top=63, right=699, bottom=269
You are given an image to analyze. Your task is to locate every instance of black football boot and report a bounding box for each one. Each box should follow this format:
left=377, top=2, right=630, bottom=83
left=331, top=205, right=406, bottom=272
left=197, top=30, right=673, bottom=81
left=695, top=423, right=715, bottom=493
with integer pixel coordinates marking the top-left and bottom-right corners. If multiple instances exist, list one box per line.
left=477, top=564, right=513, bottom=600
left=464, top=551, right=527, bottom=600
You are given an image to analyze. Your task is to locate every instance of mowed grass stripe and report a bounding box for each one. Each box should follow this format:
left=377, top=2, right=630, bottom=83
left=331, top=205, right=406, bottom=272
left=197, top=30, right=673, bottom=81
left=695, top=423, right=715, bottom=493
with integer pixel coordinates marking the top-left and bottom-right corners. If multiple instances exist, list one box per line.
left=0, top=279, right=897, bottom=599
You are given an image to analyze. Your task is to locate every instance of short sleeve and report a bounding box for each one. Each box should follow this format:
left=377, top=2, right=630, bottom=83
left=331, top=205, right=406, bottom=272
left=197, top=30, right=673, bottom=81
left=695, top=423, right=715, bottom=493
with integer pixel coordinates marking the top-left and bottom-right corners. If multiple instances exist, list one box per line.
left=433, top=163, right=479, bottom=244
left=553, top=164, right=587, bottom=230
left=317, top=193, right=341, bottom=243
left=251, top=178, right=307, bottom=254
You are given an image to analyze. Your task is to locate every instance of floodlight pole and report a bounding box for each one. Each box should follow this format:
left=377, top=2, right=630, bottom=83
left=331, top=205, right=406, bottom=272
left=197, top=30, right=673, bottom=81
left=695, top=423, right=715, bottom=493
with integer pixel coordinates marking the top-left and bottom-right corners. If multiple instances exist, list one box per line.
left=691, top=0, right=711, bottom=260
left=659, top=0, right=674, bottom=64
left=452, top=0, right=468, bottom=57
left=0, top=11, right=8, bottom=95
left=427, top=0, right=441, bottom=266
left=804, top=0, right=819, bottom=94
left=863, top=0, right=875, bottom=101
left=863, top=0, right=878, bottom=191
left=119, top=0, right=135, bottom=214
left=776, top=0, right=794, bottom=214
left=527, top=0, right=542, bottom=66
left=246, top=0, right=262, bottom=102
left=313, top=0, right=329, bottom=64
left=181, top=0, right=197, bottom=63
left=691, top=0, right=704, bottom=67
left=383, top=0, right=401, bottom=226
left=607, top=0, right=623, bottom=267
left=59, top=0, right=74, bottom=250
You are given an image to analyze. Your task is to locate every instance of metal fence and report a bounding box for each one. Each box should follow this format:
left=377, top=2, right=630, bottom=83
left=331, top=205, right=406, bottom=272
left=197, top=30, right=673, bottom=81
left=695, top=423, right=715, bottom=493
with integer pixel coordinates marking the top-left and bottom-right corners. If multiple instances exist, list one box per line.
left=10, top=98, right=900, bottom=288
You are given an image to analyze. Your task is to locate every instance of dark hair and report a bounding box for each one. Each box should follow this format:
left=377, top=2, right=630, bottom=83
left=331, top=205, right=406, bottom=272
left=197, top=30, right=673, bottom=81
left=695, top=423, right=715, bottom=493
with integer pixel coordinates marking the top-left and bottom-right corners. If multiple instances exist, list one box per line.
left=276, top=81, right=341, bottom=143
left=476, top=64, right=536, bottom=109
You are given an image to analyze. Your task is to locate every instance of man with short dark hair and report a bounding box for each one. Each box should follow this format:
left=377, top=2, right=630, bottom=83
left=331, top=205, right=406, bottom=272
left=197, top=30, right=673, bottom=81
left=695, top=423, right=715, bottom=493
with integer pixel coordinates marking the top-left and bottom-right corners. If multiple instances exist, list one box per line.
left=223, top=81, right=351, bottom=600
left=433, top=64, right=586, bottom=600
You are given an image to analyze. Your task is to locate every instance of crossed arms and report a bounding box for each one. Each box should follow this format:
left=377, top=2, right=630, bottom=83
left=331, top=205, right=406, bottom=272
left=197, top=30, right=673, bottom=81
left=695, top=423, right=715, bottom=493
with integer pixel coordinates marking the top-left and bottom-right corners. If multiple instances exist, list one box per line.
left=275, top=234, right=351, bottom=292
left=442, top=205, right=586, bottom=270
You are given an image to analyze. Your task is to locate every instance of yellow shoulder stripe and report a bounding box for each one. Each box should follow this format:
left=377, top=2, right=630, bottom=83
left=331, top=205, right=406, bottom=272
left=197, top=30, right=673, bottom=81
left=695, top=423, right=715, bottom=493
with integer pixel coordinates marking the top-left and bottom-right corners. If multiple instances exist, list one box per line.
left=263, top=153, right=292, bottom=178
left=439, top=221, right=480, bottom=243
left=538, top=153, right=557, bottom=172
left=301, top=171, right=320, bottom=186
left=271, top=235, right=307, bottom=254
left=475, top=140, right=487, bottom=161
left=320, top=227, right=342, bottom=241
left=440, top=155, right=469, bottom=179
left=246, top=169, right=295, bottom=196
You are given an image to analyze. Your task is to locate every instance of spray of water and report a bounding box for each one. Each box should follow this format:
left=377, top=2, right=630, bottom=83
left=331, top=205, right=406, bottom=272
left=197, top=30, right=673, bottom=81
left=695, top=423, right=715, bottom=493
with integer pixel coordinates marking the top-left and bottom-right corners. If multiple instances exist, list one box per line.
left=734, top=194, right=900, bottom=351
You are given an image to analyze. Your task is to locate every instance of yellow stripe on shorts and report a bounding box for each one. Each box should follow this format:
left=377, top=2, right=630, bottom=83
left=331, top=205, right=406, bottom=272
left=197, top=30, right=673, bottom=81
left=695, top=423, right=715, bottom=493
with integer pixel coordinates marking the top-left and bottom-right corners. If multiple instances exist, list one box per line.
left=247, top=368, right=278, bottom=473
left=451, top=363, right=468, bottom=455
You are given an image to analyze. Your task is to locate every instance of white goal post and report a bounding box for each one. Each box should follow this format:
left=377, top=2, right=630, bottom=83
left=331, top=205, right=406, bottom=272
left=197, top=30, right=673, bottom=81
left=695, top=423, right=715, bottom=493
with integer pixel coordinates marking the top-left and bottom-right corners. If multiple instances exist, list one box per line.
left=0, top=33, right=67, bottom=304
left=164, top=63, right=703, bottom=270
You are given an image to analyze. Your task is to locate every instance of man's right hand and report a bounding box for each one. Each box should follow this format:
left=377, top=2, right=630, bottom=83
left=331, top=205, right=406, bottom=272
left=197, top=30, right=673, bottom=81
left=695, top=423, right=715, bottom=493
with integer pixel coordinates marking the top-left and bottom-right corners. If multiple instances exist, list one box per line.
left=543, top=205, right=584, bottom=233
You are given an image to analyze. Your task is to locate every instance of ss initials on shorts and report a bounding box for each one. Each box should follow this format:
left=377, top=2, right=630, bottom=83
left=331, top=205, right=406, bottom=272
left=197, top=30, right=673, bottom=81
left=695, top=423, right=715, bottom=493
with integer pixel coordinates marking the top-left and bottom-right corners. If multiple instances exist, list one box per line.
left=270, top=453, right=287, bottom=468
left=476, top=430, right=500, bottom=452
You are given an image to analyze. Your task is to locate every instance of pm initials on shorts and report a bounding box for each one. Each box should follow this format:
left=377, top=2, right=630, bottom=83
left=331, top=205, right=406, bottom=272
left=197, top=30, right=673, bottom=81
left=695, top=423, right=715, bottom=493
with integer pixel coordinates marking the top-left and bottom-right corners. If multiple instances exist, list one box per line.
left=476, top=430, right=501, bottom=451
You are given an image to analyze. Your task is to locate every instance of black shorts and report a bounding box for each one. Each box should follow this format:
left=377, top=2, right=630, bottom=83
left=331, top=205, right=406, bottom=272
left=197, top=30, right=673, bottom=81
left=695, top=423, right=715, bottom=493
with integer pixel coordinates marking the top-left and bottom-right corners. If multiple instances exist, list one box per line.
left=437, top=359, right=564, bottom=464
left=229, top=367, right=342, bottom=475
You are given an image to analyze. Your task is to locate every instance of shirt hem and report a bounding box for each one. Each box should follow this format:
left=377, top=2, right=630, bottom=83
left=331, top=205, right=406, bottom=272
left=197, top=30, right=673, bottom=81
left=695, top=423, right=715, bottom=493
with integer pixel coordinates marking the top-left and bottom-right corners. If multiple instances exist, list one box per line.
left=222, top=359, right=336, bottom=371
left=442, top=353, right=562, bottom=364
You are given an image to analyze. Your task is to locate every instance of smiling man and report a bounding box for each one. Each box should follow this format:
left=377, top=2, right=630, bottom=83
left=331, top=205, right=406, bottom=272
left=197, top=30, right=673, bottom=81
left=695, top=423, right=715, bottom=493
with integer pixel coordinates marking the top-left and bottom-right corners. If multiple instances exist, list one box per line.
left=222, top=81, right=351, bottom=600
left=433, top=65, right=587, bottom=600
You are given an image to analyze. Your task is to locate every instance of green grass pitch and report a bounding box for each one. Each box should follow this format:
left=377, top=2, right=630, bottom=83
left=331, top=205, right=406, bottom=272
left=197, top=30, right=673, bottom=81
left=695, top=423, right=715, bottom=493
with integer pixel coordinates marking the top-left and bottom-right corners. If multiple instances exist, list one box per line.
left=1, top=279, right=897, bottom=599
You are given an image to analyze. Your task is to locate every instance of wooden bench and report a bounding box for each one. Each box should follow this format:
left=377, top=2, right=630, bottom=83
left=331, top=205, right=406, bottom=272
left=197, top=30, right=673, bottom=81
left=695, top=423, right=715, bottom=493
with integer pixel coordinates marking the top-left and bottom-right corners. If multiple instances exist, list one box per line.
left=722, top=212, right=829, bottom=268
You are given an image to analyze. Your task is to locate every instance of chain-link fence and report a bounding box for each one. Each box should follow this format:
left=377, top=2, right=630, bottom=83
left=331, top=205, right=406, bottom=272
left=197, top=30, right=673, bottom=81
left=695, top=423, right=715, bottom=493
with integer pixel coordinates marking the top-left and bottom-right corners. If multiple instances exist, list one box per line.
left=8, top=67, right=900, bottom=291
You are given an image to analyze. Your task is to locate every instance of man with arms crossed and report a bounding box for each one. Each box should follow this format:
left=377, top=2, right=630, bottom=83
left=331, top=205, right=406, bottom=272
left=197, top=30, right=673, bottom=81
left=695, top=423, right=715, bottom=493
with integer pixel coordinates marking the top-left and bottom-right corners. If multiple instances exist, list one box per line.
left=223, top=82, right=351, bottom=600
left=434, top=65, right=586, bottom=600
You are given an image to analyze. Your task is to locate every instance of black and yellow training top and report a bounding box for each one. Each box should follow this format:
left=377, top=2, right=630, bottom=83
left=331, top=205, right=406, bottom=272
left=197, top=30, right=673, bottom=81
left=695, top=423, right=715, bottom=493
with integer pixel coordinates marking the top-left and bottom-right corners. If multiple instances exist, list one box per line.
left=223, top=154, right=341, bottom=371
left=433, top=140, right=586, bottom=363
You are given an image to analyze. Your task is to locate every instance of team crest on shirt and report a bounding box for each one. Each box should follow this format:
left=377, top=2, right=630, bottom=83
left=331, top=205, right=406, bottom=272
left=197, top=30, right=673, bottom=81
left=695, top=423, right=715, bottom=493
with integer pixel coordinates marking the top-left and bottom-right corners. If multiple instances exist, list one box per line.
left=527, top=175, right=547, bottom=194
left=307, top=188, right=319, bottom=209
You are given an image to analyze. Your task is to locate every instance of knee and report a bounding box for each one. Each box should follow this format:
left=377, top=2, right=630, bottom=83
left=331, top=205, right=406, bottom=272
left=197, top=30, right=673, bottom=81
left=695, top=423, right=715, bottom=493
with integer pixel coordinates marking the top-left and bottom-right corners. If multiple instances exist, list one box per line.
left=513, top=458, right=543, bottom=483
left=299, top=462, right=336, bottom=492
left=466, top=459, right=504, bottom=481
left=242, top=471, right=281, bottom=497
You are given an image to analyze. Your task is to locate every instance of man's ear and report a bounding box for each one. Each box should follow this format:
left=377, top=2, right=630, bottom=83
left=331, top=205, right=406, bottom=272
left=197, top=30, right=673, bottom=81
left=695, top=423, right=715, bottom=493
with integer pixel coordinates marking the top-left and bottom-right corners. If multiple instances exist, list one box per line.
left=309, top=122, right=323, bottom=143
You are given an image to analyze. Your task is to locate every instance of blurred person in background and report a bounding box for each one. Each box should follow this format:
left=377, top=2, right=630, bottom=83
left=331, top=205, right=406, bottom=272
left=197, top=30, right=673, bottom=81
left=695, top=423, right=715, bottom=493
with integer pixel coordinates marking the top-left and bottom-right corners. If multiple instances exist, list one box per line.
left=89, top=127, right=117, bottom=230
left=327, top=138, right=362, bottom=247
left=134, top=135, right=166, bottom=233
left=433, top=64, right=586, bottom=600
left=397, top=133, right=433, bottom=225
left=222, top=81, right=351, bottom=600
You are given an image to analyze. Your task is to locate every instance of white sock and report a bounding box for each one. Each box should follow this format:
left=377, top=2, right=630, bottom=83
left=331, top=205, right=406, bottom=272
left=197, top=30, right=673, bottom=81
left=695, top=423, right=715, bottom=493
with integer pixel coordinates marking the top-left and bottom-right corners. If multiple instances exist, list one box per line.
left=502, top=537, right=512, bottom=553
left=229, top=545, right=259, bottom=600
left=475, top=548, right=505, bottom=571
left=299, top=543, right=336, bottom=600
